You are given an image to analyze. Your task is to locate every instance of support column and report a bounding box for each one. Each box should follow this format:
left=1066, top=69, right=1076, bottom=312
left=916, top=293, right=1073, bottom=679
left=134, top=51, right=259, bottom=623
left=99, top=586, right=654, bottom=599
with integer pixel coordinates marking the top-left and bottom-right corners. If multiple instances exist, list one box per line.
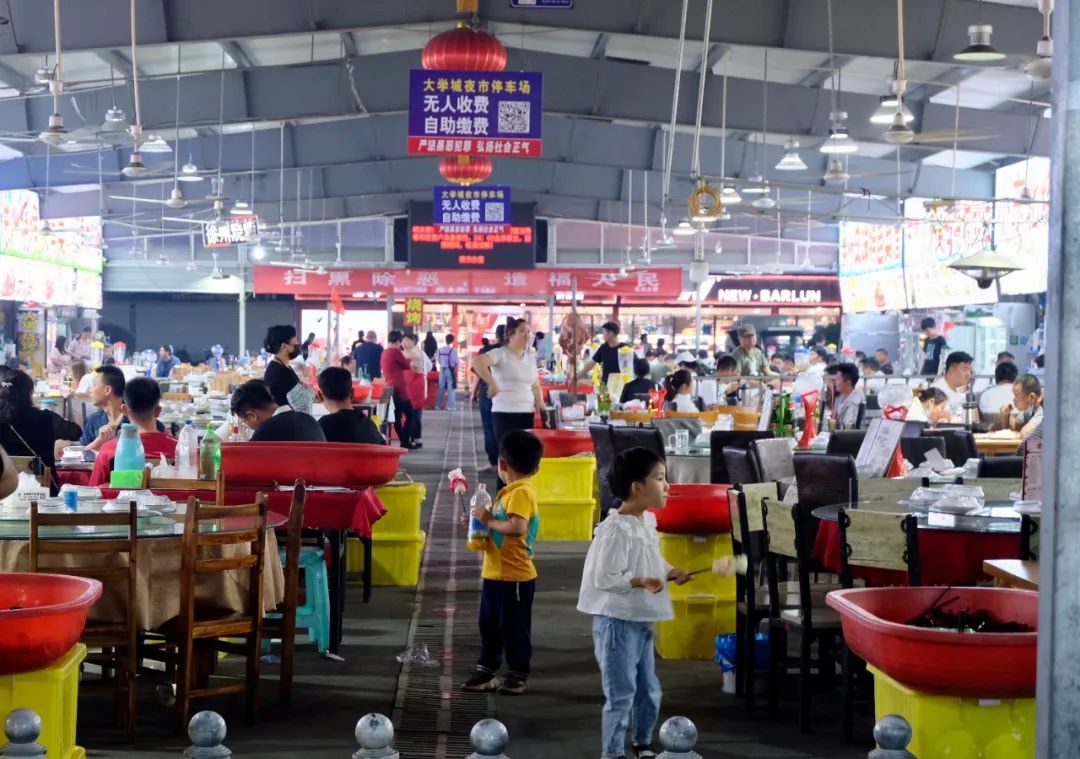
left=1038, top=1, right=1080, bottom=754
left=238, top=246, right=248, bottom=357
left=386, top=296, right=394, bottom=337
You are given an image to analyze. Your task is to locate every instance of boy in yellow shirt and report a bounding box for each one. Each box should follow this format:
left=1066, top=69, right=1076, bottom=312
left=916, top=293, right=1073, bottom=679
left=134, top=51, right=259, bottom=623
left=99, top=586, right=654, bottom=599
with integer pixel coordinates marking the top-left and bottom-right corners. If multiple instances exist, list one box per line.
left=462, top=430, right=543, bottom=695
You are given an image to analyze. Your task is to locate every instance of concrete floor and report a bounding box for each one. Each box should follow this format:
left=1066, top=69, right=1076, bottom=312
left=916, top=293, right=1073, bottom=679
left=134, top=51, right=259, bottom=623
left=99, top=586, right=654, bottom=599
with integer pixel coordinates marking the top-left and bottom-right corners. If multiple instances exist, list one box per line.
left=77, top=409, right=871, bottom=758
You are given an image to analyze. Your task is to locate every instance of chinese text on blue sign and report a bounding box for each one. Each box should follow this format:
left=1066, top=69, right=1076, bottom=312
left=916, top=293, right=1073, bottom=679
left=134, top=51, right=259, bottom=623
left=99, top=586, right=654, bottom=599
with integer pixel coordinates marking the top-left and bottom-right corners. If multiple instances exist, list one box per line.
left=408, top=70, right=543, bottom=157
left=434, top=185, right=511, bottom=232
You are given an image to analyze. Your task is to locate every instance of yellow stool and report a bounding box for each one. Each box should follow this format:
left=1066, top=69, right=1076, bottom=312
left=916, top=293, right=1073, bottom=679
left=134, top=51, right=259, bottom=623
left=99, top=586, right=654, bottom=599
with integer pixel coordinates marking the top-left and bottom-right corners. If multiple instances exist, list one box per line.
left=0, top=643, right=87, bottom=759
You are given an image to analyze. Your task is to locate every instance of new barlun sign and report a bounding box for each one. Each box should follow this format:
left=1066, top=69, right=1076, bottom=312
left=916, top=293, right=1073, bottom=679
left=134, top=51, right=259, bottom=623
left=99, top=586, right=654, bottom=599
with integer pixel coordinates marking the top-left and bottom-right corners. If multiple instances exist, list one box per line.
left=707, top=276, right=841, bottom=307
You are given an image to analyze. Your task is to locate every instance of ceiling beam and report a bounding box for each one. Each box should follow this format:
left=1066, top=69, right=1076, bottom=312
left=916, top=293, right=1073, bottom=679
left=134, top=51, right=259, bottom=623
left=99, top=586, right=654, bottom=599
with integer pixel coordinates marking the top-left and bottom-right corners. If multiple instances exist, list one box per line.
left=0, top=61, right=30, bottom=89
left=94, top=50, right=135, bottom=79
left=218, top=40, right=254, bottom=69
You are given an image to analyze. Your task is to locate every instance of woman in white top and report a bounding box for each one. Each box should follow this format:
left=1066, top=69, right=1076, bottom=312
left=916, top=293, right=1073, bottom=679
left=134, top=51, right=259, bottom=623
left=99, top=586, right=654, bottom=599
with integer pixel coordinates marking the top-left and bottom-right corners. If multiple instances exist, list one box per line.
left=664, top=368, right=698, bottom=413
left=577, top=447, right=690, bottom=759
left=472, top=317, right=544, bottom=473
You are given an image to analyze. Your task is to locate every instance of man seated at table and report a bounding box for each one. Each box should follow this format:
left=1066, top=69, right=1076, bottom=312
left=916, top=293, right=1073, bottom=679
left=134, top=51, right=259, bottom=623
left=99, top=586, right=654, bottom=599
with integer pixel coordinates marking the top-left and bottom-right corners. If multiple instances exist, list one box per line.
left=931, top=351, right=974, bottom=421
left=56, top=366, right=166, bottom=461
left=88, top=377, right=178, bottom=486
left=231, top=379, right=326, bottom=443
left=316, top=367, right=384, bottom=445
left=825, top=363, right=866, bottom=430
left=714, top=354, right=741, bottom=404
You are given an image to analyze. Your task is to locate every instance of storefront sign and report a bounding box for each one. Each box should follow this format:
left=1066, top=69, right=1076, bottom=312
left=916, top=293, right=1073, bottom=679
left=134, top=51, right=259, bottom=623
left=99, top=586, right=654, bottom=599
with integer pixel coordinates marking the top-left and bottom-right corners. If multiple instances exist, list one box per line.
left=404, top=297, right=424, bottom=326
left=434, top=186, right=510, bottom=231
left=203, top=215, right=260, bottom=248
left=408, top=70, right=543, bottom=157
left=253, top=266, right=683, bottom=300
left=706, top=275, right=842, bottom=307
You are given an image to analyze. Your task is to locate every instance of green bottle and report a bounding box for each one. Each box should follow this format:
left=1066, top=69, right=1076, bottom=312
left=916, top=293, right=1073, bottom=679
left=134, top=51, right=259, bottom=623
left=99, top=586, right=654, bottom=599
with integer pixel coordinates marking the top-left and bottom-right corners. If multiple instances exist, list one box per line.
left=200, top=427, right=221, bottom=481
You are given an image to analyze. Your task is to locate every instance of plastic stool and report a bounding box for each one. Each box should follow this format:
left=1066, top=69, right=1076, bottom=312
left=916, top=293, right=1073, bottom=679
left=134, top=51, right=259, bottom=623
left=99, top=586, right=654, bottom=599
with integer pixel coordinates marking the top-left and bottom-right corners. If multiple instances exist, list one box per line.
left=266, top=545, right=330, bottom=654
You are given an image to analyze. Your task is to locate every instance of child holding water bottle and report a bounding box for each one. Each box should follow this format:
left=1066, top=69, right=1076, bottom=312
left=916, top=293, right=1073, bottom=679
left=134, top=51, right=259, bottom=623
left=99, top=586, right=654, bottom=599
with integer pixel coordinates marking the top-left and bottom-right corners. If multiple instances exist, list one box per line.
left=460, top=430, right=543, bottom=696
left=577, top=447, right=691, bottom=759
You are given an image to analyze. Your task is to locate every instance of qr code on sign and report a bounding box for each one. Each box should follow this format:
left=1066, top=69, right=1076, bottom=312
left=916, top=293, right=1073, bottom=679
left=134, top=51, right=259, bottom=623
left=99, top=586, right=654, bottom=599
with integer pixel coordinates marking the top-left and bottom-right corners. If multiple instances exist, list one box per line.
left=498, top=101, right=531, bottom=134
left=484, top=203, right=505, bottom=223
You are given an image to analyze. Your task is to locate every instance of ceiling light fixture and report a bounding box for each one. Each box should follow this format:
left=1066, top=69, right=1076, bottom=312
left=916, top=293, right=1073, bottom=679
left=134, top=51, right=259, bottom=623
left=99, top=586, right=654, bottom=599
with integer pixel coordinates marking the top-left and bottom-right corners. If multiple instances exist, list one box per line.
left=672, top=219, right=697, bottom=236
left=742, top=174, right=768, bottom=194
left=954, top=0, right=1007, bottom=63
left=720, top=185, right=742, bottom=205
left=250, top=243, right=267, bottom=260
left=38, top=113, right=68, bottom=146
left=775, top=139, right=807, bottom=171
left=177, top=158, right=204, bottom=182
left=870, top=95, right=914, bottom=125
left=948, top=248, right=1021, bottom=288
left=751, top=193, right=777, bottom=209
left=1024, top=0, right=1054, bottom=79
left=230, top=200, right=251, bottom=216
left=823, top=158, right=850, bottom=184
left=139, top=136, right=172, bottom=154
left=884, top=109, right=916, bottom=144
left=820, top=114, right=858, bottom=154
left=122, top=151, right=146, bottom=177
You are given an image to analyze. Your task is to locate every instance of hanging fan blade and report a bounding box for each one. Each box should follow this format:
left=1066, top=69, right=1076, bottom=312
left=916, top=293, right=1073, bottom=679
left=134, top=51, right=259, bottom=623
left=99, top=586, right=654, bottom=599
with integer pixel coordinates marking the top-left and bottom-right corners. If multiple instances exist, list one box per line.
left=161, top=216, right=206, bottom=225
left=909, top=128, right=998, bottom=144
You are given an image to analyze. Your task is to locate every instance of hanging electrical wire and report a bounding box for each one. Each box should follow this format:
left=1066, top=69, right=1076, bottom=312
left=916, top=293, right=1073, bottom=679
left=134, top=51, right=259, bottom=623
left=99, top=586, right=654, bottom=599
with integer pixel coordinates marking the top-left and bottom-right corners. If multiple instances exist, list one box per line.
left=660, top=0, right=690, bottom=221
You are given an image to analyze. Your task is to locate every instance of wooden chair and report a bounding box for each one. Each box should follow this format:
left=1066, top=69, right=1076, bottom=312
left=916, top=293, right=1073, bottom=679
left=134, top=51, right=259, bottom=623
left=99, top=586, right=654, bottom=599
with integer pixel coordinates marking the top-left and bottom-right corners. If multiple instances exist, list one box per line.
left=259, top=481, right=307, bottom=705
left=10, top=455, right=51, bottom=490
left=142, top=494, right=269, bottom=731
left=29, top=501, right=140, bottom=738
left=141, top=468, right=225, bottom=502
left=763, top=497, right=842, bottom=733
left=836, top=507, right=920, bottom=741
left=1021, top=514, right=1040, bottom=561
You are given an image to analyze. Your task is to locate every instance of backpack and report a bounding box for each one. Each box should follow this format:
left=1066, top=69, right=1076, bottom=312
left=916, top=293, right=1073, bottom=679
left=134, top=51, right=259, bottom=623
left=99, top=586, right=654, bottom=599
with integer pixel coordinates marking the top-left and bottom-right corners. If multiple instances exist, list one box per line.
left=437, top=346, right=457, bottom=370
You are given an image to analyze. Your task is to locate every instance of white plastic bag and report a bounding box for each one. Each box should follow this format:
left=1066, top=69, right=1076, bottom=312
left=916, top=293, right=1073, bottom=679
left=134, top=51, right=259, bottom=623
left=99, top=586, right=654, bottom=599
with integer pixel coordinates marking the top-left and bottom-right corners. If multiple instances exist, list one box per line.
left=150, top=453, right=176, bottom=479
left=0, top=472, right=49, bottom=511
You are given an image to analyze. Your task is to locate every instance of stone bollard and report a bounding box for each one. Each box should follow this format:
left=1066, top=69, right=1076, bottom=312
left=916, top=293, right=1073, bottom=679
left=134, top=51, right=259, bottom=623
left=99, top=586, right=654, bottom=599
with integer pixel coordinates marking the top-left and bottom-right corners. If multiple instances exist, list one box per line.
left=184, top=711, right=231, bottom=758
left=467, top=718, right=509, bottom=759
left=869, top=714, right=916, bottom=759
left=353, top=713, right=398, bottom=759
left=1, top=709, right=46, bottom=757
left=657, top=716, right=701, bottom=759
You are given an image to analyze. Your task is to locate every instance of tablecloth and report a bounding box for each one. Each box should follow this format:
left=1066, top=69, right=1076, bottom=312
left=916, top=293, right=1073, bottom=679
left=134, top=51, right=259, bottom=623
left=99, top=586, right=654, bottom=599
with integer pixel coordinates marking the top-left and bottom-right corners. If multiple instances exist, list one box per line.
left=0, top=527, right=283, bottom=630
left=55, top=467, right=92, bottom=487
left=98, top=487, right=387, bottom=537
left=813, top=520, right=1022, bottom=585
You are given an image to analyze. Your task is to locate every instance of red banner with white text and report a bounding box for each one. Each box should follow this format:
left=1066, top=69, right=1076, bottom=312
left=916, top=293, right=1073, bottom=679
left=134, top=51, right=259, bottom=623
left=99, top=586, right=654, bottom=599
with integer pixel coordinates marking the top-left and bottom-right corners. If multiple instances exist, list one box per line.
left=252, top=266, right=683, bottom=300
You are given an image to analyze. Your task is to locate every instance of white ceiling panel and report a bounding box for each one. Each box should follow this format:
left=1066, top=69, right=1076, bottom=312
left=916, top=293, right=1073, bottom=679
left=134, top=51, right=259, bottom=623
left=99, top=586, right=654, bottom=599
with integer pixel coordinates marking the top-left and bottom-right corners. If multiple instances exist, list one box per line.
left=929, top=68, right=1034, bottom=110
left=242, top=33, right=342, bottom=68
left=719, top=46, right=829, bottom=85
left=137, top=42, right=237, bottom=76
left=491, top=23, right=598, bottom=59
left=922, top=149, right=1004, bottom=169
left=351, top=27, right=433, bottom=56
left=605, top=33, right=705, bottom=68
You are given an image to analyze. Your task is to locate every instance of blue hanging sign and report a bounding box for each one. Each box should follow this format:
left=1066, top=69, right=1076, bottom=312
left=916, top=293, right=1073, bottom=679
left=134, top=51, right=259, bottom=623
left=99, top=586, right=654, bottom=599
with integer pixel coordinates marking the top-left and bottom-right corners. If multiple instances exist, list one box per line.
left=433, top=185, right=511, bottom=232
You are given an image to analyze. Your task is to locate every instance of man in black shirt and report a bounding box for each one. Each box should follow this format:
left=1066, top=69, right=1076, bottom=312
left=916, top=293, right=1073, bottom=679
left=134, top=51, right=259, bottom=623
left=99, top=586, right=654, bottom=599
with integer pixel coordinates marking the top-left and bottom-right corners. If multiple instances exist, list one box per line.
left=353, top=331, right=384, bottom=379
left=920, top=318, right=948, bottom=376
left=231, top=380, right=326, bottom=443
left=316, top=367, right=384, bottom=444
left=585, top=321, right=624, bottom=383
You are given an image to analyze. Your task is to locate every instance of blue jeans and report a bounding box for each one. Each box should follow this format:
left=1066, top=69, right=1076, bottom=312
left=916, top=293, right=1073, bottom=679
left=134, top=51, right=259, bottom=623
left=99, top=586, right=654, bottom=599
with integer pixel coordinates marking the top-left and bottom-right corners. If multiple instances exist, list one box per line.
left=436, top=367, right=456, bottom=409
left=592, top=616, right=662, bottom=759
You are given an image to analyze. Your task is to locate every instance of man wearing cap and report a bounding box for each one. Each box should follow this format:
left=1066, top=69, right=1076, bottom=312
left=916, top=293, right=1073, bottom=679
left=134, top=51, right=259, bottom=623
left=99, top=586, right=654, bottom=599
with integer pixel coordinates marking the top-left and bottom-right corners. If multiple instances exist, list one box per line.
left=731, top=324, right=771, bottom=377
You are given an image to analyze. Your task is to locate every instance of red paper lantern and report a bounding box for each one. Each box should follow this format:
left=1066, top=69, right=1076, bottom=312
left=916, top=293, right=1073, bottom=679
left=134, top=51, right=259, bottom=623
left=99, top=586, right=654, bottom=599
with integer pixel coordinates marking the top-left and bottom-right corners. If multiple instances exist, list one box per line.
left=439, top=155, right=493, bottom=186
left=422, top=23, right=507, bottom=72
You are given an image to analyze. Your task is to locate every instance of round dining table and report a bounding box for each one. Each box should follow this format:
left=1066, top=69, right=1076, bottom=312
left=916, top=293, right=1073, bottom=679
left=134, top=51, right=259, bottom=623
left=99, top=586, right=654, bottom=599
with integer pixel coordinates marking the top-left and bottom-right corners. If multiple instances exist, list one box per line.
left=811, top=500, right=1023, bottom=585
left=0, top=500, right=286, bottom=630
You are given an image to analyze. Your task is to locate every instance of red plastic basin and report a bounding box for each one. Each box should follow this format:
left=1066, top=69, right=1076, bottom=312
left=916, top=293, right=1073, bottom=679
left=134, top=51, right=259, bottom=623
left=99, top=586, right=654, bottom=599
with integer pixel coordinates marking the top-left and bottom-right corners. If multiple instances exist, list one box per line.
left=532, top=429, right=594, bottom=458
left=0, top=573, right=102, bottom=675
left=826, top=587, right=1038, bottom=697
left=221, top=442, right=405, bottom=488
left=652, top=483, right=732, bottom=535
left=351, top=383, right=371, bottom=403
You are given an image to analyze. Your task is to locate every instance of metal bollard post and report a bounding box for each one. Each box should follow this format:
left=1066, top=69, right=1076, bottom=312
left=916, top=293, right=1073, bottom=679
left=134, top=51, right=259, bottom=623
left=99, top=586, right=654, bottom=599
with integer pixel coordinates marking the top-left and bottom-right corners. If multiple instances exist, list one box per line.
left=466, top=718, right=509, bottom=759
left=184, top=711, right=231, bottom=758
left=657, top=716, right=701, bottom=759
left=1, top=709, right=46, bottom=758
left=869, top=714, right=916, bottom=759
left=353, top=713, right=398, bottom=759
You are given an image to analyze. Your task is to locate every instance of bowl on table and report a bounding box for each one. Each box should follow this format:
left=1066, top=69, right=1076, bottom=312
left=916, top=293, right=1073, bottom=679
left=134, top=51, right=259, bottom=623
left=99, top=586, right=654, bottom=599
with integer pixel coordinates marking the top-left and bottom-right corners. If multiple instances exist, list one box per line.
left=0, top=573, right=103, bottom=675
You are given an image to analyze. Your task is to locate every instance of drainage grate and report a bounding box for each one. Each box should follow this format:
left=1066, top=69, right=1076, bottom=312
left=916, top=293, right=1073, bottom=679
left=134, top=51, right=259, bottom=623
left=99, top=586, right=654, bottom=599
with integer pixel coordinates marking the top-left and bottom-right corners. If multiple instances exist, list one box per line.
left=391, top=410, right=494, bottom=758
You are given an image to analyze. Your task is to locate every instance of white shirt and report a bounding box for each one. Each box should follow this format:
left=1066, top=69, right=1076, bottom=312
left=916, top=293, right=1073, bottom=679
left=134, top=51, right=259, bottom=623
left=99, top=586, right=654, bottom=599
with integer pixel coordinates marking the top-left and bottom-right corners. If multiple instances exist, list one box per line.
left=807, top=362, right=827, bottom=377
left=76, top=372, right=95, bottom=395
left=834, top=387, right=867, bottom=430
left=487, top=347, right=538, bottom=414
left=979, top=383, right=1014, bottom=415
left=672, top=393, right=697, bottom=413
left=577, top=511, right=674, bottom=622
left=931, top=376, right=966, bottom=417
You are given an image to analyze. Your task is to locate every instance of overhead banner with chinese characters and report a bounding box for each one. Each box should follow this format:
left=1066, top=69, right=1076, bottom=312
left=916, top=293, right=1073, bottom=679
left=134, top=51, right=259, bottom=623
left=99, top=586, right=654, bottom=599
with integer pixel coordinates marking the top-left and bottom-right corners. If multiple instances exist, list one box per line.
left=434, top=185, right=510, bottom=231
left=253, top=266, right=682, bottom=301
left=203, top=215, right=260, bottom=248
left=408, top=69, right=543, bottom=157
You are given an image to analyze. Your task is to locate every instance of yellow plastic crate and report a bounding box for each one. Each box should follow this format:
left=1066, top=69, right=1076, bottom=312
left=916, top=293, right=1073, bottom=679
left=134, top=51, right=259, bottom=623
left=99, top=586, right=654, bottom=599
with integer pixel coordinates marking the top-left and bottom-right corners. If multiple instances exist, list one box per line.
left=655, top=594, right=736, bottom=660
left=659, top=533, right=736, bottom=601
left=373, top=483, right=427, bottom=537
left=0, top=643, right=86, bottom=759
left=346, top=532, right=426, bottom=586
left=869, top=665, right=1035, bottom=759
left=536, top=499, right=597, bottom=541
left=532, top=456, right=597, bottom=502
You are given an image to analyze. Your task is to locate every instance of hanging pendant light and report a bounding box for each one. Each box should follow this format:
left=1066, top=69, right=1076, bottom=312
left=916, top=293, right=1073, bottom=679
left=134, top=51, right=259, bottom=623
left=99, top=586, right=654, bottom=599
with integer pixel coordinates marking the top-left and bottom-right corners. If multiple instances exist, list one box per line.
left=742, top=174, right=768, bottom=194
left=884, top=109, right=915, bottom=144
left=177, top=158, right=204, bottom=182
left=870, top=95, right=913, bottom=125
left=955, top=23, right=1006, bottom=61
left=672, top=219, right=697, bottom=236
left=820, top=114, right=858, bottom=155
left=720, top=185, right=742, bottom=206
left=775, top=139, right=807, bottom=171
left=948, top=249, right=1022, bottom=288
left=230, top=200, right=251, bottom=216
left=823, top=158, right=850, bottom=184
left=752, top=192, right=777, bottom=209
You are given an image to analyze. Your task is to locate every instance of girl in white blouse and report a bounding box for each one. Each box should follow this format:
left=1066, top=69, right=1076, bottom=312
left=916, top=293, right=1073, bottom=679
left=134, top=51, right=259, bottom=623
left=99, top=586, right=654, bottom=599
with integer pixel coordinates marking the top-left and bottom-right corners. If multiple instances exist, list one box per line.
left=577, top=447, right=691, bottom=759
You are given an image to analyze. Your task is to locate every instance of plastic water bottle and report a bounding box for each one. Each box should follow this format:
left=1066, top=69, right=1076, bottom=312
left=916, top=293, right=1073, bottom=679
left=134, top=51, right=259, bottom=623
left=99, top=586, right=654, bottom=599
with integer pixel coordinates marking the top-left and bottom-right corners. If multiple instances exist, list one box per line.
left=466, top=483, right=492, bottom=551
left=113, top=424, right=146, bottom=472
left=176, top=421, right=200, bottom=479
left=200, top=427, right=221, bottom=481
